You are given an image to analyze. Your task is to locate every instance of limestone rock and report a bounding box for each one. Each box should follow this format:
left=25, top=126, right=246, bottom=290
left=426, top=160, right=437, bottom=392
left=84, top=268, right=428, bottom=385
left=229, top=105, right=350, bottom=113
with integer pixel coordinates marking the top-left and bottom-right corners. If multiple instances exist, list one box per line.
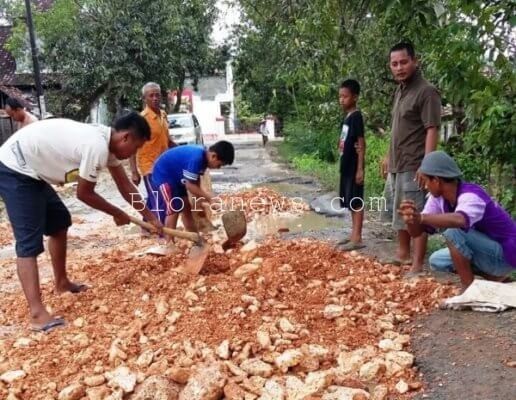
left=58, top=383, right=86, bottom=400
left=321, top=386, right=370, bottom=400
left=384, top=361, right=404, bottom=378
left=256, top=329, right=271, bottom=349
left=336, top=352, right=364, bottom=374
left=225, top=361, right=247, bottom=377
left=148, top=359, right=169, bottom=375
left=323, top=305, right=344, bottom=320
left=278, top=318, right=296, bottom=333
left=0, top=370, right=26, bottom=384
left=385, top=351, right=414, bottom=368
left=275, top=349, right=303, bottom=372
left=106, top=366, right=137, bottom=393
left=285, top=376, right=306, bottom=400
left=156, top=299, right=170, bottom=316
left=179, top=362, right=227, bottom=400
left=304, top=370, right=334, bottom=394
left=371, top=385, right=388, bottom=400
left=137, top=350, right=155, bottom=368
left=168, top=366, right=191, bottom=384
left=132, top=375, right=180, bottom=400
left=234, top=264, right=261, bottom=278
left=241, top=376, right=266, bottom=395
left=106, top=389, right=124, bottom=400
left=358, top=360, right=385, bottom=381
left=224, top=382, right=248, bottom=400
left=84, top=375, right=106, bottom=387
left=86, top=386, right=111, bottom=400
left=167, top=311, right=182, bottom=324
left=304, top=345, right=330, bottom=360
left=240, top=358, right=273, bottom=378
left=13, top=337, right=32, bottom=348
left=378, top=339, right=402, bottom=352
left=395, top=379, right=409, bottom=394
left=216, top=340, right=231, bottom=360
left=73, top=317, right=85, bottom=328
left=241, top=241, right=258, bottom=253
left=109, top=340, right=128, bottom=365
left=184, top=290, right=199, bottom=303
left=258, top=379, right=285, bottom=400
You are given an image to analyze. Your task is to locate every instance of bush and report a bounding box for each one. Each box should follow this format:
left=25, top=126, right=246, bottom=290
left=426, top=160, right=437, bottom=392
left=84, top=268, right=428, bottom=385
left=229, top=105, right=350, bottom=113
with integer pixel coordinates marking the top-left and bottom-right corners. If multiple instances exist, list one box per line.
left=280, top=118, right=389, bottom=198
left=283, top=120, right=338, bottom=163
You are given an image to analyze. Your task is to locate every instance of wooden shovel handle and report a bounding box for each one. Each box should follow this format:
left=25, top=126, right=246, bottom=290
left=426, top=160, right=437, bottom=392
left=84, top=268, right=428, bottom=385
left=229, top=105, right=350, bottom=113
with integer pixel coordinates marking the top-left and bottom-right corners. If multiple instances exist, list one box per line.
left=128, top=215, right=200, bottom=243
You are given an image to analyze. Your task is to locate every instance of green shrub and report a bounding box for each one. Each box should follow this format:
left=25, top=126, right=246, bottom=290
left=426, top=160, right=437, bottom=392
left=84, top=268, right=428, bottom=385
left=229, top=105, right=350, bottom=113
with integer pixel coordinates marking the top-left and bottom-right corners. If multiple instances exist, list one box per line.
left=279, top=119, right=389, bottom=198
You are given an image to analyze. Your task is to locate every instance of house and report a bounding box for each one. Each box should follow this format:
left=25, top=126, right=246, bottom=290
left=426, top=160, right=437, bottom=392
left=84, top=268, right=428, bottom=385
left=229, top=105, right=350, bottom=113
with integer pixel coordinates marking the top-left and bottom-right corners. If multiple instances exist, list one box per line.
left=1, top=1, right=56, bottom=143
left=169, top=61, right=236, bottom=141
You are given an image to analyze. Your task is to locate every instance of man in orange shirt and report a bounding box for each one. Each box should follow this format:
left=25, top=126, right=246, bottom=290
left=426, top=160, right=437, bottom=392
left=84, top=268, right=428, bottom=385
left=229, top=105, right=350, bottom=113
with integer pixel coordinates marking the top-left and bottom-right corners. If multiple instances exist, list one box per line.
left=130, top=82, right=174, bottom=196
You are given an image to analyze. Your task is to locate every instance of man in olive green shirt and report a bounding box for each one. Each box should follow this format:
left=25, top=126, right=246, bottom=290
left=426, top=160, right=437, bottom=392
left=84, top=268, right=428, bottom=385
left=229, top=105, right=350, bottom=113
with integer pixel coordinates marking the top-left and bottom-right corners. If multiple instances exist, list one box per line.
left=381, top=42, right=441, bottom=273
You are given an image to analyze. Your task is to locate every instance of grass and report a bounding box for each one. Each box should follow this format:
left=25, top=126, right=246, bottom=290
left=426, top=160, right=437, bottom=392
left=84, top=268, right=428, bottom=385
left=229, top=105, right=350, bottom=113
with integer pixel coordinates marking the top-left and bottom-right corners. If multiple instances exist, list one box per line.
left=276, top=131, right=389, bottom=199
left=277, top=141, right=339, bottom=190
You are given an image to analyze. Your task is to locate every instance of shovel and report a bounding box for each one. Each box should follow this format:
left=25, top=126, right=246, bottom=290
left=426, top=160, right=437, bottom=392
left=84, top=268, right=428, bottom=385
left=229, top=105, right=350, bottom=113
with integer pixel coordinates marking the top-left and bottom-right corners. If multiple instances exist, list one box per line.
left=128, top=216, right=209, bottom=275
left=221, top=210, right=247, bottom=250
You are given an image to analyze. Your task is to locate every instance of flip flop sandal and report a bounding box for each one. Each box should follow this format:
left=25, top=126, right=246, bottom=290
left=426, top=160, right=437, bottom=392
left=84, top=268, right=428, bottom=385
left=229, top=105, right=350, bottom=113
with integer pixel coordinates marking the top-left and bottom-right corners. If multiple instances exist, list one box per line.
left=338, top=242, right=366, bottom=251
left=31, top=318, right=66, bottom=333
left=379, top=257, right=412, bottom=266
left=336, top=238, right=351, bottom=245
left=404, top=270, right=427, bottom=279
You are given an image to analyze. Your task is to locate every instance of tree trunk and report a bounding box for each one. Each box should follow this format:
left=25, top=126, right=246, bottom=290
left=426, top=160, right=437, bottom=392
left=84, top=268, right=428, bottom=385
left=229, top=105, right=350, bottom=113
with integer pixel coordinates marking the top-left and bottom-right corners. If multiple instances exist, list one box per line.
left=173, top=86, right=183, bottom=113
left=162, top=88, right=170, bottom=113
left=452, top=103, right=466, bottom=135
left=173, top=70, right=186, bottom=113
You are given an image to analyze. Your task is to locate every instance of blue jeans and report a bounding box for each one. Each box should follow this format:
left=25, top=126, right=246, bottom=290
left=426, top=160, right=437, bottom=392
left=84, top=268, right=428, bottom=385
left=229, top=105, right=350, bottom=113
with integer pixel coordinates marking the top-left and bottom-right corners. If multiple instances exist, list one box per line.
left=429, top=228, right=513, bottom=277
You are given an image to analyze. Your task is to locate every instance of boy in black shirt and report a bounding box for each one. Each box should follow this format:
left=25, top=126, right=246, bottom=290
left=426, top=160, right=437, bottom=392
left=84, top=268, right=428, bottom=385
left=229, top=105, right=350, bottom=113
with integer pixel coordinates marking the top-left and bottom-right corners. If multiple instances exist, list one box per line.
left=337, top=79, right=366, bottom=251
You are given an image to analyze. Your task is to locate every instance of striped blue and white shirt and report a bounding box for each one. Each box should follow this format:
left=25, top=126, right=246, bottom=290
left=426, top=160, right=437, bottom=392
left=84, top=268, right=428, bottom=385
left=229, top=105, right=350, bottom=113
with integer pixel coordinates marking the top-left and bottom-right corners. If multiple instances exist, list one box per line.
left=151, top=145, right=207, bottom=189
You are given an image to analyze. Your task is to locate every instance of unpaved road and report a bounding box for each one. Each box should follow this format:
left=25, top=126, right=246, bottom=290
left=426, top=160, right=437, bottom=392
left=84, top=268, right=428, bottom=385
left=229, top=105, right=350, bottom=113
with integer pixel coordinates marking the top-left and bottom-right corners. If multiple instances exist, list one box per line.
left=236, top=140, right=516, bottom=400
left=0, top=138, right=514, bottom=399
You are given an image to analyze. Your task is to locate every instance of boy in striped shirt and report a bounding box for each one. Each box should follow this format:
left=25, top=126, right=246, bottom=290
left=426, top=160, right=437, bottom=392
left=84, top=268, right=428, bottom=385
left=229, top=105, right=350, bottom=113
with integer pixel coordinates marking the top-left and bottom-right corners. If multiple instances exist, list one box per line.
left=147, top=141, right=234, bottom=237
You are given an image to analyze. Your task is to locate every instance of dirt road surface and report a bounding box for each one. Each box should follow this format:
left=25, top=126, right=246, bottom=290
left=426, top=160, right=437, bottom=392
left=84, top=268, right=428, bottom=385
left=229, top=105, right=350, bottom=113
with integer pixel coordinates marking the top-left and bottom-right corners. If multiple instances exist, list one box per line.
left=0, top=139, right=513, bottom=399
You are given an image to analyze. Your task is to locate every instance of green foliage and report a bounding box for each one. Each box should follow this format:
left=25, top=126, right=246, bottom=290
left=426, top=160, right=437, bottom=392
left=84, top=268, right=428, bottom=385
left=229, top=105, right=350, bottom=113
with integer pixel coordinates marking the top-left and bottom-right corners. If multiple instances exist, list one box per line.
left=283, top=120, right=338, bottom=163
left=234, top=95, right=262, bottom=129
left=364, top=133, right=389, bottom=198
left=280, top=119, right=388, bottom=198
left=6, top=0, right=223, bottom=119
left=233, top=0, right=516, bottom=212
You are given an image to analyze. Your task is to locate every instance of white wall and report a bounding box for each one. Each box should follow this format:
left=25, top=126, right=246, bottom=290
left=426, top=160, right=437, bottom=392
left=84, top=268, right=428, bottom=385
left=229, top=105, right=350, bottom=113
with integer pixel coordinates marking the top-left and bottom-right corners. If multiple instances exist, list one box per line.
left=192, top=61, right=235, bottom=140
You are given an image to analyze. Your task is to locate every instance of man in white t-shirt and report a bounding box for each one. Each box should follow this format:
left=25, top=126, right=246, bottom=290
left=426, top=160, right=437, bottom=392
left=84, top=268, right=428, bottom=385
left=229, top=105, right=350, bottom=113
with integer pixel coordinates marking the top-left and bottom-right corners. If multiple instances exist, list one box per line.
left=0, top=112, right=162, bottom=332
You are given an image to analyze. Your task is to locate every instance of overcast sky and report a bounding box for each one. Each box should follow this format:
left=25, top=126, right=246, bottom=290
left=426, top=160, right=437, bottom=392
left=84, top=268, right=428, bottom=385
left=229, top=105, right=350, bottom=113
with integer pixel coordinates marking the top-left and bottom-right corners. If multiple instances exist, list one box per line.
left=211, top=0, right=241, bottom=45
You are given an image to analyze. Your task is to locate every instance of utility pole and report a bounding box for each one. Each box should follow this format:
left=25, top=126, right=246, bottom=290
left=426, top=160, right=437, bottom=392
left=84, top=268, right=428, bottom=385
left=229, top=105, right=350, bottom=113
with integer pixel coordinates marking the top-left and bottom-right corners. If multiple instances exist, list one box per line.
left=24, top=0, right=46, bottom=118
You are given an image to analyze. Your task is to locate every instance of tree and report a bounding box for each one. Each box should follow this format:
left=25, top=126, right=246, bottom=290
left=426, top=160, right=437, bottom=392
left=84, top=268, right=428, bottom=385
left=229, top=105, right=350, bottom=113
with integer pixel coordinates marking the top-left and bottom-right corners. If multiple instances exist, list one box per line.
left=232, top=0, right=515, bottom=210
left=6, top=0, right=221, bottom=119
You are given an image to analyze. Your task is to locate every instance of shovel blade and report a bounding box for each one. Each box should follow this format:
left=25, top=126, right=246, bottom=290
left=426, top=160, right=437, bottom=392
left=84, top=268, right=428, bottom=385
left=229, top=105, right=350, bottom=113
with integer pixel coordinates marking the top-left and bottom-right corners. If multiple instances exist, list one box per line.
left=222, top=210, right=247, bottom=243
left=179, top=243, right=209, bottom=275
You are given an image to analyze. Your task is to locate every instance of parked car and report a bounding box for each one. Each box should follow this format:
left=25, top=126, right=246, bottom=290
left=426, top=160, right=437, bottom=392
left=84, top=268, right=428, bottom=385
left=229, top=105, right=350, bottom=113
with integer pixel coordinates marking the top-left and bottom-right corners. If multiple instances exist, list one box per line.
left=167, top=113, right=203, bottom=145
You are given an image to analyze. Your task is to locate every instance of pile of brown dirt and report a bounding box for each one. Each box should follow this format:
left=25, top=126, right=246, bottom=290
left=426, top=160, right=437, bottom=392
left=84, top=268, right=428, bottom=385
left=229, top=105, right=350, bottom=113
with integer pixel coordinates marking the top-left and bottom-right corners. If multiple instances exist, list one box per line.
left=0, top=225, right=457, bottom=399
left=217, top=188, right=310, bottom=221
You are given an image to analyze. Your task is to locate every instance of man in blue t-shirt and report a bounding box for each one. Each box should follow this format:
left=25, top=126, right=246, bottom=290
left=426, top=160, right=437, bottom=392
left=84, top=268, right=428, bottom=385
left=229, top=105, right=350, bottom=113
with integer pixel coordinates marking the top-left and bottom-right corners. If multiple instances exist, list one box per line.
left=147, top=141, right=234, bottom=236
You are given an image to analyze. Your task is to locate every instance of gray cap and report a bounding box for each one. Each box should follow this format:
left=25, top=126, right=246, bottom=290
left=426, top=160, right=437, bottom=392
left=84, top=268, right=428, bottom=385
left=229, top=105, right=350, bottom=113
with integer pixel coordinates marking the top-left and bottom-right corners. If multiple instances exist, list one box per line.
left=419, top=151, right=462, bottom=178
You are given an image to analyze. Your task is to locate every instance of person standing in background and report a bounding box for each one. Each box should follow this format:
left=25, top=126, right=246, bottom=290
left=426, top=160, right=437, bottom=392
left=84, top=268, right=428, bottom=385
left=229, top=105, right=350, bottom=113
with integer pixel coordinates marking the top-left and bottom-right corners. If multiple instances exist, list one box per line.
left=336, top=79, right=366, bottom=251
left=129, top=82, right=174, bottom=222
left=380, top=42, right=441, bottom=274
left=5, top=97, right=38, bottom=130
